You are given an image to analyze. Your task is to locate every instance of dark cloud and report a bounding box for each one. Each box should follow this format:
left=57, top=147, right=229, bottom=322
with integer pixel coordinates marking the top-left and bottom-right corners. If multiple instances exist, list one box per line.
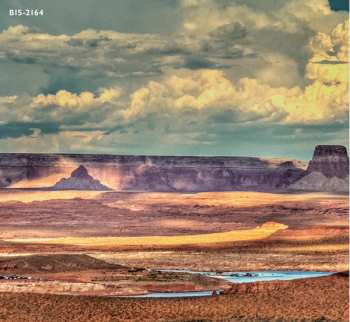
left=0, top=61, right=49, bottom=96
left=215, top=0, right=287, bottom=11
left=0, top=0, right=347, bottom=158
left=5, top=54, right=38, bottom=64
left=93, top=117, right=348, bottom=160
left=0, top=122, right=59, bottom=139
left=182, top=56, right=226, bottom=69
left=329, top=0, right=349, bottom=11
left=0, top=0, right=182, bottom=35
left=67, top=37, right=111, bottom=48
left=210, top=22, right=247, bottom=40
left=39, top=66, right=105, bottom=95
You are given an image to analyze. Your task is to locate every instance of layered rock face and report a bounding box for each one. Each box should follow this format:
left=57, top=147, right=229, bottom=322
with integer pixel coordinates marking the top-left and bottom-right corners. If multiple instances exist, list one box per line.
left=0, top=145, right=347, bottom=192
left=52, top=165, right=110, bottom=191
left=290, top=172, right=349, bottom=193
left=0, top=154, right=306, bottom=192
left=290, top=145, right=349, bottom=193
left=307, top=145, right=349, bottom=178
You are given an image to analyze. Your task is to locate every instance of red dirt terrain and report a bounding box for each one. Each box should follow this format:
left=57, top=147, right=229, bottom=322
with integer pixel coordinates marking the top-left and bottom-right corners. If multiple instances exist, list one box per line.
left=0, top=254, right=228, bottom=297
left=0, top=191, right=348, bottom=320
left=0, top=273, right=347, bottom=322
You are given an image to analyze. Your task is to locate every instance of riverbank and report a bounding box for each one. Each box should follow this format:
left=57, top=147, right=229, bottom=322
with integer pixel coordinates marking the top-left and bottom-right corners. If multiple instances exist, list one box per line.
left=0, top=272, right=347, bottom=322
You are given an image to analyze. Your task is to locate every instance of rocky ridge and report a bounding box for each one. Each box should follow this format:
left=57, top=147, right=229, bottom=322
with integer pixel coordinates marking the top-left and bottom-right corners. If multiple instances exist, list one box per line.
left=0, top=145, right=347, bottom=193
left=0, top=154, right=306, bottom=192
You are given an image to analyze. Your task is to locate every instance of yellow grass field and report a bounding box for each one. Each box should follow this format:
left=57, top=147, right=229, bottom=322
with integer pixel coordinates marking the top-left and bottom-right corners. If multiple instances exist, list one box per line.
left=7, top=222, right=287, bottom=247
left=0, top=190, right=103, bottom=203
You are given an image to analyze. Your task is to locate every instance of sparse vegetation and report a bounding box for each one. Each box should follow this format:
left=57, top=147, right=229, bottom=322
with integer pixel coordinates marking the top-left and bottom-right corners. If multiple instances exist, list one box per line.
left=0, top=191, right=348, bottom=321
left=0, top=273, right=347, bottom=322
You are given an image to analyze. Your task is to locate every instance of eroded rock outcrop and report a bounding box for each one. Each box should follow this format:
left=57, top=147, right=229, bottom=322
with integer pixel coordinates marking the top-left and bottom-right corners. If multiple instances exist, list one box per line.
left=52, top=165, right=110, bottom=191
left=290, top=145, right=349, bottom=193
left=307, top=145, right=349, bottom=178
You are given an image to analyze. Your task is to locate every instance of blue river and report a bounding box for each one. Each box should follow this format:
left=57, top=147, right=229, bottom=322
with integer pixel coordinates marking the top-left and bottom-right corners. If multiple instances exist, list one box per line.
left=128, top=270, right=333, bottom=298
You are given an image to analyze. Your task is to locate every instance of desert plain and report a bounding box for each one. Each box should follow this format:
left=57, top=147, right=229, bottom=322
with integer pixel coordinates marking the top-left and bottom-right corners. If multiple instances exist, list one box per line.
left=0, top=189, right=348, bottom=321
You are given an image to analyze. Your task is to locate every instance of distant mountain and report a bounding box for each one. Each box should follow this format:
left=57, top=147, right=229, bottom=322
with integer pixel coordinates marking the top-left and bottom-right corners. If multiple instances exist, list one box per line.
left=52, top=165, right=110, bottom=191
left=0, top=153, right=307, bottom=192
left=0, top=145, right=347, bottom=193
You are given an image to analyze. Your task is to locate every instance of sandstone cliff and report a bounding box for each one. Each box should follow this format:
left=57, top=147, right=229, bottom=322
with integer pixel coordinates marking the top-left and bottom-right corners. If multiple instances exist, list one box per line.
left=0, top=145, right=347, bottom=193
left=307, top=145, right=349, bottom=178
left=0, top=154, right=306, bottom=192
left=290, top=145, right=349, bottom=193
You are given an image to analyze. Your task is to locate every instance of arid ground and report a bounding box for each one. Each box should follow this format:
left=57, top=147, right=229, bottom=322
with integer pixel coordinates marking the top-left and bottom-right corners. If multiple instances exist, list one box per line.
left=0, top=190, right=348, bottom=321
left=0, top=273, right=348, bottom=322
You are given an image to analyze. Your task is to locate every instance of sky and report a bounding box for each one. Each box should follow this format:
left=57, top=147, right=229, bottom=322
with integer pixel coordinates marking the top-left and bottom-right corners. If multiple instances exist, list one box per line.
left=0, top=0, right=348, bottom=160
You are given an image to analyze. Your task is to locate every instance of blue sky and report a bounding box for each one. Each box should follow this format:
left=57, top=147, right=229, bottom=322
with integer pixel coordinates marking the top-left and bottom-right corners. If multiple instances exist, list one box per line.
left=0, top=0, right=348, bottom=160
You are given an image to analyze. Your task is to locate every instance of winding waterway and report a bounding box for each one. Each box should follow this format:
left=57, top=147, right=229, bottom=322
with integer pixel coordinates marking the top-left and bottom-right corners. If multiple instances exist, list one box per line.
left=130, top=270, right=333, bottom=298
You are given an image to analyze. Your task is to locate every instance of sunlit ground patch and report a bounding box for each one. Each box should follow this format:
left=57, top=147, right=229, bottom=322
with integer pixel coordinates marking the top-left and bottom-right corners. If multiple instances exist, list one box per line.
left=0, top=191, right=103, bottom=203
left=6, top=222, right=288, bottom=247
